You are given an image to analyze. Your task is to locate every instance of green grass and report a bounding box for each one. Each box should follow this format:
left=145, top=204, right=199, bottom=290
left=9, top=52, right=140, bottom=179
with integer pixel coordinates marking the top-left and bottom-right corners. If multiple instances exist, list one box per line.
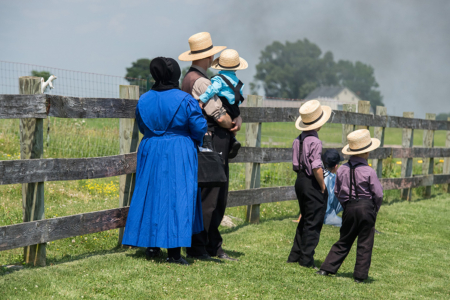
left=1, top=193, right=450, bottom=299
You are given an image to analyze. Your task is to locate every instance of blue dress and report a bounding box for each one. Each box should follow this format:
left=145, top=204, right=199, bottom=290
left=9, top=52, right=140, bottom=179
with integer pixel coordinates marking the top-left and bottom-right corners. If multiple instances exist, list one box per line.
left=122, top=89, right=208, bottom=248
left=323, top=172, right=344, bottom=227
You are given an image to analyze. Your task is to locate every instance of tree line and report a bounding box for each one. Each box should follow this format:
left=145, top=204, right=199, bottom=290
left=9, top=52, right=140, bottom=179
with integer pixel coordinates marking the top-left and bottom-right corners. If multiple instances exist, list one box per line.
left=125, top=39, right=383, bottom=110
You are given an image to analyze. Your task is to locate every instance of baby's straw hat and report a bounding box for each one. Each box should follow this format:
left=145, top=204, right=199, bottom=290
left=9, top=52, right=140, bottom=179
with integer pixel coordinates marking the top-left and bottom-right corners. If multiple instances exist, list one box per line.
left=178, top=32, right=226, bottom=61
left=342, top=129, right=381, bottom=155
left=211, top=49, right=248, bottom=71
left=295, top=100, right=332, bottom=131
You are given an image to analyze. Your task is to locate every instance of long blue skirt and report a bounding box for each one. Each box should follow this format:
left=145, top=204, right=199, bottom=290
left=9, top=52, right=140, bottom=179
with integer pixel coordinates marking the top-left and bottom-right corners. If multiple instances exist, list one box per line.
left=122, top=133, right=203, bottom=248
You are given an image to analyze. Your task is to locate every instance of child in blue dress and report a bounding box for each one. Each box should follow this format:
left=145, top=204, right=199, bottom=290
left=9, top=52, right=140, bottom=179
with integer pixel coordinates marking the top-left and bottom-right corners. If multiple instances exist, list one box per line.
left=199, top=49, right=248, bottom=158
left=322, top=149, right=344, bottom=227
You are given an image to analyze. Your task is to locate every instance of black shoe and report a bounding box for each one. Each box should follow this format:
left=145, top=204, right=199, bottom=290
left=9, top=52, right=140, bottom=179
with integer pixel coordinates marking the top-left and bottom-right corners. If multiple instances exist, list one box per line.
left=186, top=254, right=219, bottom=261
left=354, top=278, right=365, bottom=283
left=316, top=270, right=331, bottom=276
left=145, top=247, right=161, bottom=259
left=228, top=139, right=241, bottom=159
left=166, top=257, right=189, bottom=265
left=217, top=253, right=238, bottom=261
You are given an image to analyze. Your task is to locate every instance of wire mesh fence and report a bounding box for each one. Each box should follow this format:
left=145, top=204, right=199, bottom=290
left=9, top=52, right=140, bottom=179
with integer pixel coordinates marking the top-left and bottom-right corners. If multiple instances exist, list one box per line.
left=0, top=60, right=150, bottom=97
left=0, top=60, right=151, bottom=161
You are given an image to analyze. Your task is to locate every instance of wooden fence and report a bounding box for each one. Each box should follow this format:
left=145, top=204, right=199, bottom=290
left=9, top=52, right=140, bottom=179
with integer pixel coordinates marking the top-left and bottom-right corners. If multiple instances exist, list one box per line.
left=1, top=78, right=450, bottom=267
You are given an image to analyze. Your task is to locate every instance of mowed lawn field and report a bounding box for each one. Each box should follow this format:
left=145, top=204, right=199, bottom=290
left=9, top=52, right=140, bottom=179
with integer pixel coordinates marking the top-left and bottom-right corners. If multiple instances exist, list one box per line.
left=0, top=194, right=449, bottom=299
left=0, top=118, right=450, bottom=299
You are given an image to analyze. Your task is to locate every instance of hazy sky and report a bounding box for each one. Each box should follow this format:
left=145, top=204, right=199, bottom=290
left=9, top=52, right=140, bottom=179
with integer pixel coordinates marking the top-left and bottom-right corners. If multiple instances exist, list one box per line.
left=1, top=0, right=449, bottom=117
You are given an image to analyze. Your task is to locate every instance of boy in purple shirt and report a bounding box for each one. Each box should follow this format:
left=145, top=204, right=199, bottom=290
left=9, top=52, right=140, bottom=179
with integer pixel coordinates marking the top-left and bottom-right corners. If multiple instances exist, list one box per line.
left=287, top=100, right=332, bottom=268
left=317, top=129, right=383, bottom=283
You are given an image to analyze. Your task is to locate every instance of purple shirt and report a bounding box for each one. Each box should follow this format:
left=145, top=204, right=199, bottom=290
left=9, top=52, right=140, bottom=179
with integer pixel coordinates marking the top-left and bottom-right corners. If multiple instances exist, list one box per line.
left=292, top=131, right=323, bottom=176
left=334, top=156, right=384, bottom=212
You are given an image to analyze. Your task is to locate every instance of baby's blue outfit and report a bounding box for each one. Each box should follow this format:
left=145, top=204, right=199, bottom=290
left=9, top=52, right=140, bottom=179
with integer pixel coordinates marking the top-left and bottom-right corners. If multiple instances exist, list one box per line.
left=199, top=70, right=245, bottom=104
left=324, top=172, right=344, bottom=227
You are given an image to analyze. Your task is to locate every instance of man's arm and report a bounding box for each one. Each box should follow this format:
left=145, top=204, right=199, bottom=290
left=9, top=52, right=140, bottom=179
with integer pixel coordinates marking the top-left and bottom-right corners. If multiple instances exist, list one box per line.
left=217, top=113, right=233, bottom=128
left=192, top=77, right=232, bottom=129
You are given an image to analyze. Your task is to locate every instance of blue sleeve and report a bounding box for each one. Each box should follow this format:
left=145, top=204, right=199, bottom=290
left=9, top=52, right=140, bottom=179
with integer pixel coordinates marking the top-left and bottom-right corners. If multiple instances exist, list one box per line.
left=186, top=96, right=208, bottom=146
left=238, top=82, right=245, bottom=106
left=199, top=76, right=223, bottom=103
left=135, top=105, right=146, bottom=135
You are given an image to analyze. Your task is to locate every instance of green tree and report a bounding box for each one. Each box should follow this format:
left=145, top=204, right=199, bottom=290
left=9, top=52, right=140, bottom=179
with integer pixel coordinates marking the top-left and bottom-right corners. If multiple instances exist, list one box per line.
left=125, top=58, right=152, bottom=84
left=31, top=70, right=51, bottom=81
left=253, top=39, right=338, bottom=99
left=436, top=113, right=450, bottom=120
left=253, top=39, right=384, bottom=109
left=335, top=60, right=384, bottom=109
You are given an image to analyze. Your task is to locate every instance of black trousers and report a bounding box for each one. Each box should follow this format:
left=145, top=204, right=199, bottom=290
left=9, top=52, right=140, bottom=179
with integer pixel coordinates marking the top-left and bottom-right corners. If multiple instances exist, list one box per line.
left=187, top=127, right=230, bottom=257
left=320, top=199, right=377, bottom=280
left=287, top=171, right=328, bottom=266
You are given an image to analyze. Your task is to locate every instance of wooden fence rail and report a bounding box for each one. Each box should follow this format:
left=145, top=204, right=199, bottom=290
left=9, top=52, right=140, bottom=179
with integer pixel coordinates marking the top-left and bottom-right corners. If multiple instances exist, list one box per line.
left=1, top=173, right=450, bottom=252
left=2, top=94, right=450, bottom=130
left=2, top=147, right=450, bottom=185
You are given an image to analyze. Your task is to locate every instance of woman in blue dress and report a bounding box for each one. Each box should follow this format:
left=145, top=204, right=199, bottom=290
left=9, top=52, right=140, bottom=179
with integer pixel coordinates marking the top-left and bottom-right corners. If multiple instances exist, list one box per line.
left=122, top=57, right=207, bottom=265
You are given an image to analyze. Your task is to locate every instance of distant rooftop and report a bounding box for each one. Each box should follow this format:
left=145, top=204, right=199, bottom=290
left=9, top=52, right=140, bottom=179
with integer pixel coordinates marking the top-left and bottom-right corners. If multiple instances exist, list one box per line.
left=305, top=86, right=346, bottom=100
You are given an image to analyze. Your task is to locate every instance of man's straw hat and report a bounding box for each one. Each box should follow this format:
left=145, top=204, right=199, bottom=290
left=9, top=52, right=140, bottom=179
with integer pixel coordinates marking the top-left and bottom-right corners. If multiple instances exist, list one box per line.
left=295, top=100, right=332, bottom=131
left=178, top=32, right=226, bottom=61
left=342, top=129, right=381, bottom=155
left=211, top=49, right=248, bottom=71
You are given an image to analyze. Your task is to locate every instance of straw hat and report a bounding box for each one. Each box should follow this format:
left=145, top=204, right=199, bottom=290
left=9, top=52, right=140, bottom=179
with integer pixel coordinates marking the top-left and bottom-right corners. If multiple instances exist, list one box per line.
left=211, top=49, right=248, bottom=71
left=178, top=32, right=226, bottom=61
left=342, top=129, right=381, bottom=155
left=295, top=100, right=332, bottom=131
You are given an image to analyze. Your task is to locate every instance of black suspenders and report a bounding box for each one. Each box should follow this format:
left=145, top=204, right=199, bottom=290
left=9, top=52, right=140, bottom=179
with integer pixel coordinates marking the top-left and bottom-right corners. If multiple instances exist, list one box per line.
left=213, top=74, right=245, bottom=105
left=348, top=161, right=362, bottom=201
left=297, top=135, right=307, bottom=172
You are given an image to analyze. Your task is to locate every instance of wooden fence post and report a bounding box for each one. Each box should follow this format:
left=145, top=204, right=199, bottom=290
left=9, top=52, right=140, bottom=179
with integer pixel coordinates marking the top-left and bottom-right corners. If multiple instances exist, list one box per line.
left=444, top=117, right=450, bottom=193
left=342, top=104, right=356, bottom=146
left=372, top=106, right=387, bottom=177
left=422, top=113, right=436, bottom=197
left=245, top=95, right=263, bottom=223
left=19, top=76, right=45, bottom=267
left=357, top=101, right=371, bottom=130
left=118, top=85, right=140, bottom=245
left=401, top=112, right=414, bottom=200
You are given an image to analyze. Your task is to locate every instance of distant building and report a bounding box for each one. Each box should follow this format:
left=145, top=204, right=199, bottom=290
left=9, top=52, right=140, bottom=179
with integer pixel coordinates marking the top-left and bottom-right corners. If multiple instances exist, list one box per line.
left=304, top=86, right=360, bottom=111
left=243, top=86, right=362, bottom=111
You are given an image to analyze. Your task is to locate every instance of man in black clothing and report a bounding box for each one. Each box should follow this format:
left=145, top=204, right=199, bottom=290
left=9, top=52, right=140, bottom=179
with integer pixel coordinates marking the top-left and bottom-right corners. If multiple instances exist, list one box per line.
left=179, top=32, right=241, bottom=261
